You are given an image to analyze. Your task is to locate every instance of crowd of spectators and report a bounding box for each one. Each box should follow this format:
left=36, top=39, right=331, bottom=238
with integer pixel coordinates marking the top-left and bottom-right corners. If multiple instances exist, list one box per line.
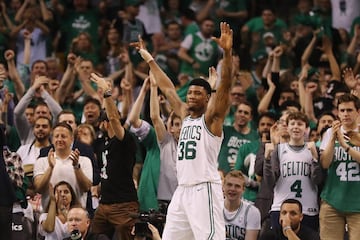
left=0, top=0, right=360, bottom=239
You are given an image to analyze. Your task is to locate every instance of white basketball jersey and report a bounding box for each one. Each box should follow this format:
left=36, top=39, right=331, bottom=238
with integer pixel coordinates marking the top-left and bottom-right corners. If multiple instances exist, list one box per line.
left=224, top=200, right=261, bottom=240
left=177, top=114, right=223, bottom=185
left=271, top=143, right=319, bottom=216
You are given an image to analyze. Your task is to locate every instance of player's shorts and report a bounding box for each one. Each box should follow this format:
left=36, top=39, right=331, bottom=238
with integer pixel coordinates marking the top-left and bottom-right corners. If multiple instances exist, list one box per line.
left=162, top=182, right=225, bottom=240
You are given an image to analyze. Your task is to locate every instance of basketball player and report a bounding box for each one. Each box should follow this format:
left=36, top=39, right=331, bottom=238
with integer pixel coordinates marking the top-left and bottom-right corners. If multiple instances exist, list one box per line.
left=264, top=111, right=323, bottom=237
left=223, top=170, right=260, bottom=240
left=131, top=22, right=233, bottom=239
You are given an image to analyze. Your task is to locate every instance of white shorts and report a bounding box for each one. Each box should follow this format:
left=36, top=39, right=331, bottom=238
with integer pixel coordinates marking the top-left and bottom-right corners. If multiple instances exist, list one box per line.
left=162, top=182, right=225, bottom=240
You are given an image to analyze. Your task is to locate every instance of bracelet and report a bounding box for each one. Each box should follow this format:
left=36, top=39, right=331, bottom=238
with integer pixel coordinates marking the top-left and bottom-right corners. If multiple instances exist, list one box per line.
left=73, top=163, right=81, bottom=169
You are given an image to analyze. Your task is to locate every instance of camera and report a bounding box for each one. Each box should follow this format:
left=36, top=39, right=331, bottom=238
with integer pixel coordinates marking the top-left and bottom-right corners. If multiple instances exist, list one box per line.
left=131, top=209, right=166, bottom=237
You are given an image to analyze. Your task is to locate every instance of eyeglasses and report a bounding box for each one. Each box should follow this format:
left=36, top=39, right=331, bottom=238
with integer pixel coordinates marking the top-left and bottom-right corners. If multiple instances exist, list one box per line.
left=231, top=92, right=245, bottom=97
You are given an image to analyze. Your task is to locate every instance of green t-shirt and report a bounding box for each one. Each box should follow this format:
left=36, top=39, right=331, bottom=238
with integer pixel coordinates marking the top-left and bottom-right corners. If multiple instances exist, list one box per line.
left=321, top=142, right=360, bottom=212
left=180, top=33, right=219, bottom=77
left=218, top=126, right=259, bottom=173
left=235, top=140, right=260, bottom=202
left=60, top=9, right=100, bottom=52
left=137, top=127, right=161, bottom=211
left=245, top=17, right=287, bottom=33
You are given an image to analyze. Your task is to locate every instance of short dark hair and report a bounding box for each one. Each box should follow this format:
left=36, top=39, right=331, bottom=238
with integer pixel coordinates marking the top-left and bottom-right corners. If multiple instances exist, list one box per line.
left=258, top=111, right=277, bottom=125
left=279, top=100, right=301, bottom=112
left=166, top=20, right=181, bottom=29
left=286, top=111, right=309, bottom=127
left=318, top=111, right=336, bottom=121
left=34, top=116, right=52, bottom=128
left=31, top=60, right=48, bottom=71
left=281, top=88, right=296, bottom=97
left=53, top=122, right=73, bottom=135
left=337, top=93, right=360, bottom=110
left=281, top=199, right=302, bottom=213
left=261, top=5, right=276, bottom=15
left=189, top=78, right=212, bottom=95
left=35, top=101, right=49, bottom=110
left=237, top=101, right=253, bottom=116
left=57, top=109, right=76, bottom=124
left=83, top=97, right=101, bottom=110
left=200, top=17, right=214, bottom=25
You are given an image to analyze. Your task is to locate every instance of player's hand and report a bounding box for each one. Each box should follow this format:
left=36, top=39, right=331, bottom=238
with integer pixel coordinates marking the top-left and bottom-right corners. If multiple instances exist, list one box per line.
left=212, top=22, right=233, bottom=51
left=130, top=34, right=146, bottom=51
left=130, top=35, right=153, bottom=62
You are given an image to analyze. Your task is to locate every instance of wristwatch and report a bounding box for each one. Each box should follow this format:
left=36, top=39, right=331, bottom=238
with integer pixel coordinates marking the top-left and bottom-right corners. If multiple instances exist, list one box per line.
left=73, top=163, right=81, bottom=169
left=103, top=89, right=112, bottom=98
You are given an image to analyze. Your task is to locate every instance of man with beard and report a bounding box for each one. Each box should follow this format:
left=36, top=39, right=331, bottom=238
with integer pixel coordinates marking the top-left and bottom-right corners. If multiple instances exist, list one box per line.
left=17, top=116, right=52, bottom=182
left=218, top=101, right=259, bottom=174
left=234, top=112, right=276, bottom=203
left=279, top=199, right=319, bottom=240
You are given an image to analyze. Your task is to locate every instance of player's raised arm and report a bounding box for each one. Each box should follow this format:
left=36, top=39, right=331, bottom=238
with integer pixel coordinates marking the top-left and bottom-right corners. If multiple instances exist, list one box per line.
left=206, top=22, right=233, bottom=136
left=130, top=36, right=187, bottom=119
